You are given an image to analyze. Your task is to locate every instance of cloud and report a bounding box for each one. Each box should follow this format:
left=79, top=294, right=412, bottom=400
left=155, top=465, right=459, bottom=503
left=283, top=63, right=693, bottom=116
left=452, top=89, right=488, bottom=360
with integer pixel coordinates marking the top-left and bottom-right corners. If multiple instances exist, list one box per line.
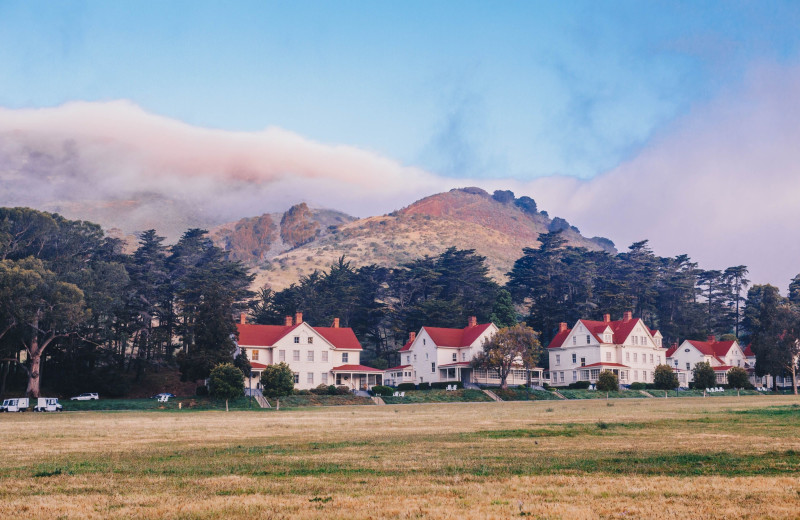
left=0, top=100, right=453, bottom=237
left=524, top=63, right=800, bottom=289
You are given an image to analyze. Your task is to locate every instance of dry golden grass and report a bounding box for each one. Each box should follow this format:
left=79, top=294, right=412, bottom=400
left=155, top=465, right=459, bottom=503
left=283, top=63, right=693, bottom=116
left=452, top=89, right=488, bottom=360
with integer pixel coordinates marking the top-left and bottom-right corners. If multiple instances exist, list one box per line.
left=2, top=396, right=800, bottom=519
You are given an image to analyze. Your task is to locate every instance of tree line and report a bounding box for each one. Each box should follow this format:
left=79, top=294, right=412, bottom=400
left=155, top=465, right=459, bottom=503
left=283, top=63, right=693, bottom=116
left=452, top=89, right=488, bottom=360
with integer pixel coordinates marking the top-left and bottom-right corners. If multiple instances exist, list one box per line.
left=1, top=207, right=798, bottom=397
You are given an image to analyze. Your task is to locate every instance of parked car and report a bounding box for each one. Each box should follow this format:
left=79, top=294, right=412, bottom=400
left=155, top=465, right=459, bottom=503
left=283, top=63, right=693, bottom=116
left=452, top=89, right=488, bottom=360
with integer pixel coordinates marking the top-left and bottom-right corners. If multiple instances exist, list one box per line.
left=0, top=398, right=29, bottom=412
left=70, top=393, right=99, bottom=401
left=34, top=397, right=62, bottom=412
left=151, top=393, right=175, bottom=399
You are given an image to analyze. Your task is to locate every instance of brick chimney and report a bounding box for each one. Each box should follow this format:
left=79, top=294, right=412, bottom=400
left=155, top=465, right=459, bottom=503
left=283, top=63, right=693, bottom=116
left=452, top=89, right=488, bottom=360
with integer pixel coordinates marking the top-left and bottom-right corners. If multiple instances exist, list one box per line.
left=467, top=316, right=477, bottom=327
left=295, top=312, right=303, bottom=325
left=623, top=311, right=632, bottom=322
left=409, top=331, right=416, bottom=342
left=284, top=316, right=293, bottom=327
left=333, top=317, right=340, bottom=328
left=603, top=313, right=610, bottom=323
left=558, top=322, right=568, bottom=333
left=240, top=313, right=246, bottom=325
left=707, top=335, right=716, bottom=343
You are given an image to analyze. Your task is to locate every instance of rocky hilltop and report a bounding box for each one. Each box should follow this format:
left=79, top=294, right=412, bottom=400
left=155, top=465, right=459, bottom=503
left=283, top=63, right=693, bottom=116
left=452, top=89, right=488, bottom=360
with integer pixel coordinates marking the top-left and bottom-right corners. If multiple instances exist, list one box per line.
left=219, top=188, right=615, bottom=291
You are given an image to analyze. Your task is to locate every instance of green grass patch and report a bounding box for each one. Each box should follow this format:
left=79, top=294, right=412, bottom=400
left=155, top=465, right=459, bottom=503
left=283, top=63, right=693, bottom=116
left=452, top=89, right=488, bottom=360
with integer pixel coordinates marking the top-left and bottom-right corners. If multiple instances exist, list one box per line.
left=63, top=396, right=264, bottom=412
left=492, top=387, right=561, bottom=401
left=559, top=389, right=646, bottom=399
left=268, top=394, right=374, bottom=408
left=381, top=389, right=492, bottom=404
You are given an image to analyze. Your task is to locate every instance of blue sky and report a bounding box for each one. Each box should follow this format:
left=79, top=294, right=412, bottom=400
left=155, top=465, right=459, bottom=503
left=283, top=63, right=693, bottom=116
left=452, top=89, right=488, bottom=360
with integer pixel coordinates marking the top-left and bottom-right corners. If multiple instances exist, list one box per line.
left=3, top=1, right=800, bottom=180
left=3, top=1, right=800, bottom=287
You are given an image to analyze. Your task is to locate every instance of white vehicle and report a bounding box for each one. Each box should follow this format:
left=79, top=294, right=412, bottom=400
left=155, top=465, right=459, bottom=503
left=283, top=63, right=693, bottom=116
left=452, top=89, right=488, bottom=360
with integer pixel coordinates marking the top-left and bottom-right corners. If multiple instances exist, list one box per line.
left=34, top=398, right=62, bottom=412
left=0, top=398, right=30, bottom=412
left=70, top=393, right=99, bottom=401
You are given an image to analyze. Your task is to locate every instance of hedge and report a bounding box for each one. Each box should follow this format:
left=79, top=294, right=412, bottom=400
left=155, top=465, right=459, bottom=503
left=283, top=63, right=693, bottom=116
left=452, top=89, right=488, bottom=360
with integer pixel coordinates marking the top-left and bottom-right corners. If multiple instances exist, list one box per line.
left=397, top=383, right=417, bottom=391
left=431, top=381, right=463, bottom=389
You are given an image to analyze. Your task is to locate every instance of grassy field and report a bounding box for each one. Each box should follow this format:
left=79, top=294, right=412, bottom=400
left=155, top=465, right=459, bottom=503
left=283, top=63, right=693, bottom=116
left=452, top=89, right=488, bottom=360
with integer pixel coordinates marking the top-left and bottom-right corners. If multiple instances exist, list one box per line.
left=2, top=396, right=800, bottom=519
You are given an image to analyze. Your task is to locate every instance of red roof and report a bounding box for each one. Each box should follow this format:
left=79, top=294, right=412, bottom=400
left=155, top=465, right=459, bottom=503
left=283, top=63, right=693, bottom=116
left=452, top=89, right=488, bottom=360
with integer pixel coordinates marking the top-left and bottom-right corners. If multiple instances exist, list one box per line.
left=713, top=365, right=736, bottom=371
left=386, top=365, right=411, bottom=371
left=547, top=317, right=659, bottom=349
left=438, top=362, right=473, bottom=368
left=401, top=323, right=494, bottom=351
left=579, top=362, right=629, bottom=368
left=331, top=364, right=383, bottom=372
left=743, top=345, right=754, bottom=357
left=666, top=346, right=678, bottom=358
left=685, top=339, right=737, bottom=362
left=236, top=322, right=362, bottom=350
left=250, top=362, right=268, bottom=370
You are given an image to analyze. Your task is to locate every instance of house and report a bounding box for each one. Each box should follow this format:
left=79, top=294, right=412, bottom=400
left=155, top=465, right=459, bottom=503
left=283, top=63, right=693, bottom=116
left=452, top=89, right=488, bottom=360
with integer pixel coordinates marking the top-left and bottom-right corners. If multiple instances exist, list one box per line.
left=546, top=311, right=667, bottom=387
left=666, top=336, right=747, bottom=386
left=235, top=313, right=383, bottom=391
left=385, top=317, right=545, bottom=387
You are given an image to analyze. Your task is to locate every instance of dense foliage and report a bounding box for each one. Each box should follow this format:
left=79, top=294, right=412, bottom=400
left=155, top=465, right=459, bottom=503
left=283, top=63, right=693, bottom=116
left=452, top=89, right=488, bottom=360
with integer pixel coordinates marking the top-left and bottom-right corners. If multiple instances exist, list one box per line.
left=653, top=364, right=679, bottom=390
left=596, top=370, right=619, bottom=391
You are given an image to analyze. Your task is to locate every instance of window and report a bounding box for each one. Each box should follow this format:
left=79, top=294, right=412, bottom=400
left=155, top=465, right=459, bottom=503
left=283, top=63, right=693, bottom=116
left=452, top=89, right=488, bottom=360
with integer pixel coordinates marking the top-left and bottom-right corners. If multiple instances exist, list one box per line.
left=342, top=353, right=349, bottom=363
left=431, top=362, right=435, bottom=373
left=293, top=373, right=299, bottom=384
left=605, top=352, right=611, bottom=362
left=634, top=370, right=638, bottom=380
left=322, top=351, right=328, bottom=362
left=650, top=354, right=654, bottom=364
left=462, top=352, right=466, bottom=361
left=556, top=355, right=561, bottom=365
left=321, top=373, right=328, bottom=384
left=633, top=353, right=638, bottom=362
left=686, top=363, right=690, bottom=371
left=307, top=372, right=314, bottom=384
left=586, top=335, right=590, bottom=344
left=573, top=336, right=577, bottom=345
left=590, top=369, right=600, bottom=380
left=294, top=336, right=300, bottom=344
left=572, top=371, right=577, bottom=381
left=293, top=350, right=300, bottom=361
left=452, top=353, right=457, bottom=362
left=572, top=354, right=577, bottom=364
left=279, top=350, right=285, bottom=361
left=626, top=352, right=630, bottom=361
left=307, top=351, right=314, bottom=362
left=423, top=339, right=426, bottom=345
left=632, top=336, right=638, bottom=345
left=406, top=355, right=410, bottom=363
left=674, top=359, right=678, bottom=367
left=581, top=370, right=590, bottom=380
left=414, top=354, right=417, bottom=361
left=605, top=334, right=611, bottom=343
left=658, top=356, right=661, bottom=364
left=560, top=372, right=565, bottom=382
left=251, top=350, right=259, bottom=361
left=425, top=353, right=428, bottom=360
left=580, top=357, right=586, bottom=367
left=643, top=371, right=647, bottom=380
left=308, top=337, right=313, bottom=344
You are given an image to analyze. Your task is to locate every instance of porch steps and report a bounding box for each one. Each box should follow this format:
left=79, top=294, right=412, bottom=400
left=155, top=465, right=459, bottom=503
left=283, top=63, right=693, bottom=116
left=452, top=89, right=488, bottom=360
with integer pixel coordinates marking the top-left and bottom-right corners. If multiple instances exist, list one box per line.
left=638, top=390, right=654, bottom=398
left=482, top=389, right=503, bottom=402
left=254, top=394, right=271, bottom=408
left=372, top=396, right=386, bottom=405
left=551, top=390, right=567, bottom=400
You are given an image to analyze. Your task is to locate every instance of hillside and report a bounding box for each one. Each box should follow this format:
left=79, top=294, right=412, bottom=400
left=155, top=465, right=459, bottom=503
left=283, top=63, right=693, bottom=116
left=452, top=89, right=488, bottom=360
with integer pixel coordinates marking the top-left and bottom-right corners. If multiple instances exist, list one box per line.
left=235, top=188, right=615, bottom=291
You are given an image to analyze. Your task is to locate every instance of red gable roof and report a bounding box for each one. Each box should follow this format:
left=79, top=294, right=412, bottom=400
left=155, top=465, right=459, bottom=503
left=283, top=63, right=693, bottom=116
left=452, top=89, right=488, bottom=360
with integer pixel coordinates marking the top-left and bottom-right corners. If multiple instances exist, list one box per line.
left=666, top=346, right=678, bottom=358
left=236, top=322, right=362, bottom=350
left=237, top=323, right=298, bottom=347
left=743, top=345, right=754, bottom=357
left=424, top=323, right=493, bottom=348
left=399, top=338, right=414, bottom=352
left=686, top=339, right=737, bottom=361
left=250, top=362, right=268, bottom=370
left=547, top=317, right=660, bottom=348
left=315, top=327, right=363, bottom=350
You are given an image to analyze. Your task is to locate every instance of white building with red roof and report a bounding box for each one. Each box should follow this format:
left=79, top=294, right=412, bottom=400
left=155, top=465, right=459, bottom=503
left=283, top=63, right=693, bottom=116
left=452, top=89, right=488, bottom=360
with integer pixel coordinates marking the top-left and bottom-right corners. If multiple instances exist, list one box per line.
left=236, top=312, right=383, bottom=391
left=386, top=317, right=505, bottom=386
left=666, top=336, right=746, bottom=386
left=546, top=311, right=667, bottom=387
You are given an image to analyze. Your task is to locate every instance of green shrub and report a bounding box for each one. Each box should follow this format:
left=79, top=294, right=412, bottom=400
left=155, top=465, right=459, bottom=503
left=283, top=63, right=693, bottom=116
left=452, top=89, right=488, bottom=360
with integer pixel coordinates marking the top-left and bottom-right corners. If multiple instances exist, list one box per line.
left=567, top=381, right=591, bottom=389
left=327, top=385, right=339, bottom=395
left=294, top=389, right=311, bottom=395
left=418, top=382, right=431, bottom=390
left=371, top=385, right=394, bottom=396
left=727, top=366, right=751, bottom=389
left=397, top=383, right=416, bottom=391
left=195, top=385, right=208, bottom=396
left=335, top=386, right=351, bottom=395
left=309, top=384, right=330, bottom=395
left=654, top=364, right=679, bottom=390
left=431, top=381, right=463, bottom=389
left=596, top=370, right=619, bottom=392
left=629, top=382, right=646, bottom=390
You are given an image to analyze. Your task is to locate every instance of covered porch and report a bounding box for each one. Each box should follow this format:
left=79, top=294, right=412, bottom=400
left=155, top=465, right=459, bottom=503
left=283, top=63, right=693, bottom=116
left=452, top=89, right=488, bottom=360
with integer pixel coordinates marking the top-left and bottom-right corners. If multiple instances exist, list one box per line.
left=438, top=362, right=473, bottom=383
left=332, top=364, right=383, bottom=391
left=384, top=365, right=413, bottom=387
left=578, top=362, right=630, bottom=384
left=471, top=366, right=547, bottom=386
left=244, top=362, right=268, bottom=393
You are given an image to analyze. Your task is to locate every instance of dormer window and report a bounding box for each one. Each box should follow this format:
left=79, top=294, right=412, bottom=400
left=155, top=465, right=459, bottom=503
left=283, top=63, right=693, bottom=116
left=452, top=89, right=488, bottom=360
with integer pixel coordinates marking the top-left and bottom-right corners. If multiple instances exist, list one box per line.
left=604, top=334, right=611, bottom=343
left=294, top=336, right=300, bottom=344
left=586, top=335, right=590, bottom=344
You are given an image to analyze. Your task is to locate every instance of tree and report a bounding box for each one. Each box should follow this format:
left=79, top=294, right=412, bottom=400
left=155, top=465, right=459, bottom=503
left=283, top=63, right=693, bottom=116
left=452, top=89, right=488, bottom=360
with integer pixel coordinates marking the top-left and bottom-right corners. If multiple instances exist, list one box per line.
left=726, top=366, right=750, bottom=389
left=233, top=351, right=252, bottom=377
left=208, top=363, right=244, bottom=411
left=471, top=323, right=541, bottom=389
left=0, top=258, right=86, bottom=397
left=596, top=370, right=618, bottom=391
left=692, top=361, right=716, bottom=390
left=489, top=288, right=517, bottom=328
left=260, top=362, right=294, bottom=399
left=653, top=364, right=679, bottom=390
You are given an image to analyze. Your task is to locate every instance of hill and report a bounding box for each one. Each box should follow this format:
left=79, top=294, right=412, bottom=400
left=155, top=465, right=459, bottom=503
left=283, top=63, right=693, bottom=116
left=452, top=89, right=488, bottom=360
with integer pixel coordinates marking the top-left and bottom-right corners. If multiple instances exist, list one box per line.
left=227, top=188, right=615, bottom=291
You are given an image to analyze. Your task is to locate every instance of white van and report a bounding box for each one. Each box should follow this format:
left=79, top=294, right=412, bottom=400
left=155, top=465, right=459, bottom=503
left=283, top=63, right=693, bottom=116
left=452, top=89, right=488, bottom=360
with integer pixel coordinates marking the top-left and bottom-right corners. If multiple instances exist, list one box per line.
left=34, top=398, right=62, bottom=412
left=0, top=398, right=30, bottom=412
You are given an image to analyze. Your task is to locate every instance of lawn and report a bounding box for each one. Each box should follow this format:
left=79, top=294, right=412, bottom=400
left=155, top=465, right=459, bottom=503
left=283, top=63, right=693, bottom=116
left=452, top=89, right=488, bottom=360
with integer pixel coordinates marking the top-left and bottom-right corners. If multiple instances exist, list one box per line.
left=559, top=388, right=648, bottom=399
left=381, top=388, right=492, bottom=404
left=491, top=387, right=562, bottom=401
left=2, top=396, right=800, bottom=518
